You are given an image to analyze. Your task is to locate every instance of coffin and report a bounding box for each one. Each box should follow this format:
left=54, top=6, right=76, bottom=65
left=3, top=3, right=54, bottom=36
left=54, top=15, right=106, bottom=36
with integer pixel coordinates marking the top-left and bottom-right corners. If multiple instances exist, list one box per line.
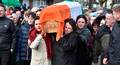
left=40, top=1, right=82, bottom=40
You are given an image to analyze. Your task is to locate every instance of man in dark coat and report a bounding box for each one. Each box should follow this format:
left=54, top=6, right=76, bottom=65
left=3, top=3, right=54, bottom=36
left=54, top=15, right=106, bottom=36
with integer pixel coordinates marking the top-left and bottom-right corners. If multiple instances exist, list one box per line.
left=93, top=11, right=115, bottom=65
left=0, top=4, right=16, bottom=65
left=104, top=4, right=120, bottom=65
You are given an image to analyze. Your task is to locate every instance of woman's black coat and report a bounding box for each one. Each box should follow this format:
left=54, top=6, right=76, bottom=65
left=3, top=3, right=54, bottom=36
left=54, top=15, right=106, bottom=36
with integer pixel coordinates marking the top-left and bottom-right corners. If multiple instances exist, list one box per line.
left=57, top=32, right=87, bottom=65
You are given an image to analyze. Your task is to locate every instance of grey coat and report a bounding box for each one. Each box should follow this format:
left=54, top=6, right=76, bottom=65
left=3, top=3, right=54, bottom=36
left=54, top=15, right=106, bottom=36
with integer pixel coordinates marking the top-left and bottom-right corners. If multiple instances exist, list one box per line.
left=108, top=22, right=120, bottom=65
left=93, top=25, right=111, bottom=65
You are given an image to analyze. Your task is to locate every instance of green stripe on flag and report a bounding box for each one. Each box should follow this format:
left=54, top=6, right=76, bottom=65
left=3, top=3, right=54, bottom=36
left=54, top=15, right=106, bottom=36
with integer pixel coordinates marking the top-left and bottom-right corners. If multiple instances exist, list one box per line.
left=2, top=0, right=21, bottom=7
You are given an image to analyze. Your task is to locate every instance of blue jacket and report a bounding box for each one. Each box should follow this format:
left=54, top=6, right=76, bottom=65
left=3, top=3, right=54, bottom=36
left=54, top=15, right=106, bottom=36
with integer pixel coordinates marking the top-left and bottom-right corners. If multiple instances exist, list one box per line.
left=16, top=22, right=31, bottom=61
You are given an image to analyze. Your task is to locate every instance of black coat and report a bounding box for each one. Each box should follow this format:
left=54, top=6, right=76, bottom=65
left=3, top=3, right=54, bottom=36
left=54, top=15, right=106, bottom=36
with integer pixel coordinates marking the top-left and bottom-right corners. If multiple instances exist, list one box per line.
left=76, top=27, right=91, bottom=44
left=108, top=22, right=120, bottom=65
left=0, top=17, right=16, bottom=52
left=76, top=27, right=90, bottom=65
left=57, top=32, right=88, bottom=65
left=57, top=32, right=78, bottom=65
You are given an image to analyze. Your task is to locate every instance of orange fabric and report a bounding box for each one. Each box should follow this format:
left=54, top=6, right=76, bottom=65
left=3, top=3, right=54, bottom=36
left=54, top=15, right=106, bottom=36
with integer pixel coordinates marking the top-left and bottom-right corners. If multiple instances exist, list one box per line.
left=39, top=5, right=70, bottom=41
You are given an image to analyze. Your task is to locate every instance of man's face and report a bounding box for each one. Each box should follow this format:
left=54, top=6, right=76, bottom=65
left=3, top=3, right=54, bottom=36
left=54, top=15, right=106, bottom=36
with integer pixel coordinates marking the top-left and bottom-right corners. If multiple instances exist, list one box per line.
left=105, top=13, right=115, bottom=26
left=0, top=6, right=5, bottom=17
left=113, top=11, right=120, bottom=21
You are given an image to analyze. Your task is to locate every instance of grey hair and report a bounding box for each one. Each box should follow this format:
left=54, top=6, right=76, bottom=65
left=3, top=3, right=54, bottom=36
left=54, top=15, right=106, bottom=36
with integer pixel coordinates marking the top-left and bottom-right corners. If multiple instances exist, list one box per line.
left=112, top=4, right=120, bottom=12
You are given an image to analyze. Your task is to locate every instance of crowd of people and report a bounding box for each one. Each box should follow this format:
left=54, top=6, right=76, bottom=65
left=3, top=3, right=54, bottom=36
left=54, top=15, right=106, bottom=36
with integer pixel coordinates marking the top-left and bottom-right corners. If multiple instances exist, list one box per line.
left=0, top=2, right=120, bottom=65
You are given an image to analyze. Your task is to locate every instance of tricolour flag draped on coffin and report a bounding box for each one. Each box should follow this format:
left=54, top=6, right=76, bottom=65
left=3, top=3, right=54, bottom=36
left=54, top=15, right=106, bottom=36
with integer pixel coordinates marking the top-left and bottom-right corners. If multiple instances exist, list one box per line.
left=39, top=1, right=82, bottom=41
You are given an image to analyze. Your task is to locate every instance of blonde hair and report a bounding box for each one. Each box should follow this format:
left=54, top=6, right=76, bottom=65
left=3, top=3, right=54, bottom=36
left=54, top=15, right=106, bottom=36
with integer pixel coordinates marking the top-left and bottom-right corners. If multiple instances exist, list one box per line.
left=24, top=10, right=31, bottom=17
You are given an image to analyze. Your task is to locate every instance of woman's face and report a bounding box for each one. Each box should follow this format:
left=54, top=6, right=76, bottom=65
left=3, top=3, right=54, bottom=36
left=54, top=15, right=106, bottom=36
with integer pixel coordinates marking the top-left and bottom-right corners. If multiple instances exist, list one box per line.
left=76, top=18, right=86, bottom=29
left=64, top=22, right=73, bottom=34
left=34, top=20, right=41, bottom=32
left=93, top=25, right=99, bottom=33
left=24, top=15, right=29, bottom=21
left=28, top=15, right=34, bottom=25
left=12, top=16, right=19, bottom=24
left=36, top=11, right=41, bottom=17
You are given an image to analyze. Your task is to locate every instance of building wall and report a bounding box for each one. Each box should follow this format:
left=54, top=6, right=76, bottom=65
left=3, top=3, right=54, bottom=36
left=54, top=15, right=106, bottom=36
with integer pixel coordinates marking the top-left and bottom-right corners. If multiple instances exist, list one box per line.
left=53, top=0, right=63, bottom=3
left=116, top=0, right=120, bottom=3
left=21, top=0, right=98, bottom=8
left=22, top=0, right=63, bottom=7
left=22, top=0, right=47, bottom=7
